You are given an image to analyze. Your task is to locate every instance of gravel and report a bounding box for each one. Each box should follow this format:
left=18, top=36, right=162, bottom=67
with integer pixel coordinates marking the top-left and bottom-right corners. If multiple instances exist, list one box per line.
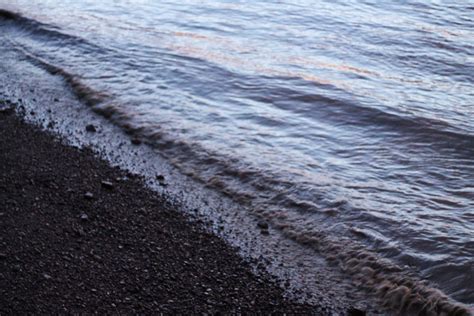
left=0, top=105, right=326, bottom=314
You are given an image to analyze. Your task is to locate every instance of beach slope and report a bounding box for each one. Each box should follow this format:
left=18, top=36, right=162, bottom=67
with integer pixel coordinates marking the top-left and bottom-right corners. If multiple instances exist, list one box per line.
left=0, top=106, right=322, bottom=314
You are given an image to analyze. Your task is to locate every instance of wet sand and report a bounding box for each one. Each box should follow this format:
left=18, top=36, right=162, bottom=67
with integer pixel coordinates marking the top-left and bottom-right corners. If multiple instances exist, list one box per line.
left=0, top=102, right=343, bottom=314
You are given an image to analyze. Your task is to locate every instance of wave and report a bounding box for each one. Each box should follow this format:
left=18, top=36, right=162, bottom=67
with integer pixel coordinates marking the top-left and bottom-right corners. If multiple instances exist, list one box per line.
left=237, top=76, right=474, bottom=156
left=2, top=8, right=472, bottom=155
left=0, top=9, right=102, bottom=51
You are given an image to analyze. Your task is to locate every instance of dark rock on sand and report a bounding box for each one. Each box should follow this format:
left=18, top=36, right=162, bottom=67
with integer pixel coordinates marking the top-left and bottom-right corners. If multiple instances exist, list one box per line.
left=257, top=220, right=269, bottom=230
left=348, top=307, right=366, bottom=316
left=0, top=100, right=13, bottom=114
left=0, top=106, right=13, bottom=115
left=85, top=124, right=97, bottom=132
left=131, top=138, right=141, bottom=145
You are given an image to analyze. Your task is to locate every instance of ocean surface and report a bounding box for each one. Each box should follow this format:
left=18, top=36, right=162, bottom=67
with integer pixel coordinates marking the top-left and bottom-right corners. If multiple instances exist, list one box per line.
left=1, top=0, right=473, bottom=310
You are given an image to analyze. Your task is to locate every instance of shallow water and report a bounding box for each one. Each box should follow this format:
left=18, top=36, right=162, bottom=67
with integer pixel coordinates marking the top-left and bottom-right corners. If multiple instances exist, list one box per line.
left=1, top=0, right=473, bottom=308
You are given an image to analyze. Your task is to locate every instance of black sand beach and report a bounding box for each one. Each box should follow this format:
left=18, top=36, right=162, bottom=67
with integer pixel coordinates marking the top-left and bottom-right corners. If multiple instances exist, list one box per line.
left=0, top=103, right=336, bottom=314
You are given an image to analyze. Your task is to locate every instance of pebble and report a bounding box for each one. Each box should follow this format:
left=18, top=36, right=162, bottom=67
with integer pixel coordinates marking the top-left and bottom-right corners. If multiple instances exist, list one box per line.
left=131, top=138, right=141, bottom=145
left=257, top=221, right=269, bottom=230
left=85, top=124, right=97, bottom=133
left=348, top=307, right=366, bottom=316
left=84, top=192, right=94, bottom=200
left=101, top=180, right=114, bottom=189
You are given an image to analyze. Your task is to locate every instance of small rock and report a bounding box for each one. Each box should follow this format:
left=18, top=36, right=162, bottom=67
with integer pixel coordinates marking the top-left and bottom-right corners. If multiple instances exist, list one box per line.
left=85, top=124, right=97, bottom=133
left=54, top=98, right=59, bottom=102
left=43, top=273, right=52, bottom=280
left=156, top=174, right=165, bottom=181
left=93, top=254, right=102, bottom=261
left=158, top=181, right=168, bottom=187
left=0, top=105, right=13, bottom=114
left=84, top=192, right=94, bottom=200
left=131, top=138, right=141, bottom=145
left=101, top=180, right=114, bottom=189
left=348, top=307, right=366, bottom=316
left=257, top=221, right=269, bottom=230
left=80, top=213, right=89, bottom=221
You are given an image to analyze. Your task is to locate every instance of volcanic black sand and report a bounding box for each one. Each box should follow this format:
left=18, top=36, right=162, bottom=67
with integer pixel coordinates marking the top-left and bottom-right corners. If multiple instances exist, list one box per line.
left=0, top=103, right=344, bottom=314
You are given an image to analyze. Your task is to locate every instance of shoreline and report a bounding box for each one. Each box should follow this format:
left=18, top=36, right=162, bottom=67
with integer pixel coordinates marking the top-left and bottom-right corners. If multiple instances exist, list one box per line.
left=0, top=103, right=346, bottom=314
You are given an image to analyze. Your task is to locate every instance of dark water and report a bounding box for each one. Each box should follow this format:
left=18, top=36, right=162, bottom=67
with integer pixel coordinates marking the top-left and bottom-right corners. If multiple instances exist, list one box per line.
left=1, top=0, right=473, bottom=310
